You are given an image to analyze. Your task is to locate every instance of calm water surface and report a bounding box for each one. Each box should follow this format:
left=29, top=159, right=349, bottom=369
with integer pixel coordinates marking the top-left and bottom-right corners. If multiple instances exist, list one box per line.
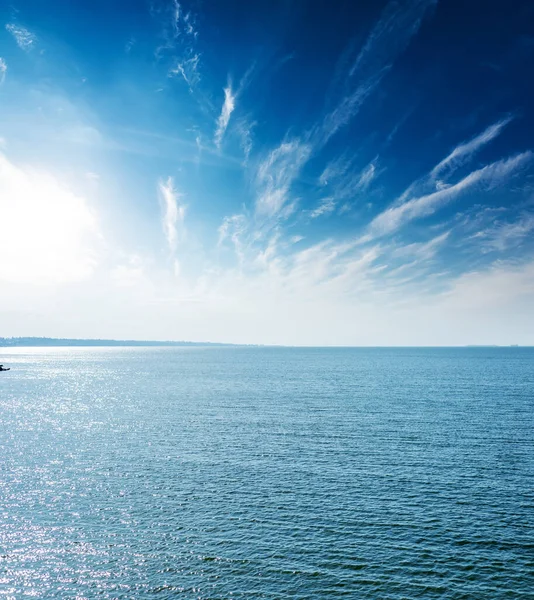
left=0, top=347, right=533, bottom=598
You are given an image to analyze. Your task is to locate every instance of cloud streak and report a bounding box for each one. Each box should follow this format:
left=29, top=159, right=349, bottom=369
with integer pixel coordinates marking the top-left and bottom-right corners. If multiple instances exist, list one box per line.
left=214, top=65, right=255, bottom=149
left=160, top=0, right=201, bottom=95
left=255, top=140, right=311, bottom=218
left=350, top=0, right=436, bottom=78
left=310, top=197, right=336, bottom=218
left=368, top=152, right=532, bottom=238
left=431, top=116, right=514, bottom=179
left=169, top=53, right=201, bottom=89
left=5, top=24, right=37, bottom=51
left=472, top=213, right=534, bottom=252
left=218, top=214, right=249, bottom=265
left=235, top=118, right=256, bottom=162
left=318, top=74, right=385, bottom=146
left=157, top=0, right=197, bottom=54
left=318, top=0, right=436, bottom=145
left=158, top=177, right=185, bottom=254
left=0, top=58, right=6, bottom=85
left=214, top=82, right=237, bottom=148
left=252, top=0, right=434, bottom=224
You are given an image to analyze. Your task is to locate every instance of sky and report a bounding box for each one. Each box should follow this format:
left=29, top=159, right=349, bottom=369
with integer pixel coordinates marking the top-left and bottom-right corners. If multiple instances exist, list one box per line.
left=1, top=0, right=534, bottom=345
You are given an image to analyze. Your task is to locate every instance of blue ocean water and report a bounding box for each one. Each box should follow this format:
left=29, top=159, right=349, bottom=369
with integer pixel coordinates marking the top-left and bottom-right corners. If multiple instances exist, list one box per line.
left=0, top=346, right=533, bottom=599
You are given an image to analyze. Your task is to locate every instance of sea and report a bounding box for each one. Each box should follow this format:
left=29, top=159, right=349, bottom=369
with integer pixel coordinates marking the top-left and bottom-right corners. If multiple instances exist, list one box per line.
left=0, top=346, right=533, bottom=599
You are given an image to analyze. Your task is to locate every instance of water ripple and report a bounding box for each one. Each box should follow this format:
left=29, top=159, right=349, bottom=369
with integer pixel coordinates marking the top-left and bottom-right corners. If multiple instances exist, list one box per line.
left=0, top=347, right=533, bottom=598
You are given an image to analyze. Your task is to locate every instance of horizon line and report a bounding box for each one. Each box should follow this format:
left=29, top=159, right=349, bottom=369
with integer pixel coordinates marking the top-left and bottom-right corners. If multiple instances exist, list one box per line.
left=0, top=337, right=530, bottom=349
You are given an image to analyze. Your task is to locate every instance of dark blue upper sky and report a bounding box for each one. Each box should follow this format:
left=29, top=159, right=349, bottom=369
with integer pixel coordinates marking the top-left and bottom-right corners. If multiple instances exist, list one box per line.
left=1, top=0, right=533, bottom=344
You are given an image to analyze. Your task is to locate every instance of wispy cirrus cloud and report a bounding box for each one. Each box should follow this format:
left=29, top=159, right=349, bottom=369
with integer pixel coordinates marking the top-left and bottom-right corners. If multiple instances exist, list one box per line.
left=390, top=230, right=451, bottom=261
left=214, top=65, right=255, bottom=149
left=156, top=0, right=197, bottom=55
left=317, top=0, right=436, bottom=145
left=357, top=159, right=379, bottom=191
left=235, top=118, right=256, bottom=162
left=319, top=154, right=352, bottom=186
left=218, top=214, right=249, bottom=266
left=350, top=0, right=436, bottom=78
left=214, top=82, right=236, bottom=148
left=318, top=157, right=381, bottom=215
left=158, top=177, right=185, bottom=255
left=159, top=0, right=202, bottom=93
left=386, top=117, right=520, bottom=213
left=338, top=158, right=380, bottom=198
left=251, top=0, right=434, bottom=224
left=471, top=213, right=534, bottom=252
left=431, top=115, right=514, bottom=179
left=255, top=140, right=311, bottom=218
left=216, top=0, right=529, bottom=316
left=5, top=24, right=37, bottom=51
left=368, top=152, right=532, bottom=238
left=0, top=58, right=6, bottom=85
left=318, top=74, right=385, bottom=146
left=169, top=52, right=201, bottom=89
left=310, top=197, right=336, bottom=219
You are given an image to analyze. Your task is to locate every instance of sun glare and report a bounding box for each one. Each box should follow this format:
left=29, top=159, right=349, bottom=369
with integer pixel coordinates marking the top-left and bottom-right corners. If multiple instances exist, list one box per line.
left=0, top=154, right=100, bottom=284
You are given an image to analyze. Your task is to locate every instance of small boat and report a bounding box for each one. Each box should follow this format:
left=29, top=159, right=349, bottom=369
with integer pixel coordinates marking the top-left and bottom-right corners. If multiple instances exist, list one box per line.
left=0, top=365, right=10, bottom=371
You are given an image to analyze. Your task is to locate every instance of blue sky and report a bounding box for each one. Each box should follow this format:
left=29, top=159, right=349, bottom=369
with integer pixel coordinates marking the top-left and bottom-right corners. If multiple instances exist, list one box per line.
left=1, top=0, right=534, bottom=345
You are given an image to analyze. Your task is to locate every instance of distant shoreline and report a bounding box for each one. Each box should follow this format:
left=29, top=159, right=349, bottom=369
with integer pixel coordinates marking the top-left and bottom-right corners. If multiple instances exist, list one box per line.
left=0, top=337, right=248, bottom=348
left=0, top=337, right=530, bottom=348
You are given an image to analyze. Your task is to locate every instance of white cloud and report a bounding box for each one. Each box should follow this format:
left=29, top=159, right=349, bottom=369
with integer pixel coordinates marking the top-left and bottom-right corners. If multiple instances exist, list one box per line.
left=319, top=155, right=352, bottom=186
left=169, top=53, right=201, bottom=89
left=235, top=118, right=256, bottom=162
left=357, top=160, right=378, bottom=191
left=339, top=158, right=380, bottom=199
left=171, top=0, right=181, bottom=35
left=391, top=231, right=450, bottom=260
left=472, top=213, right=534, bottom=253
left=0, top=58, right=6, bottom=84
left=317, top=157, right=380, bottom=216
left=213, top=65, right=254, bottom=152
left=0, top=153, right=101, bottom=284
left=159, top=0, right=200, bottom=89
left=310, top=197, right=336, bottom=218
left=214, top=82, right=236, bottom=148
left=431, top=116, right=513, bottom=179
left=218, top=213, right=247, bottom=244
left=170, top=1, right=197, bottom=38
left=255, top=139, right=311, bottom=218
left=157, top=0, right=197, bottom=52
left=218, top=214, right=248, bottom=264
left=6, top=24, right=37, bottom=51
left=158, top=177, right=185, bottom=254
left=188, top=239, right=534, bottom=345
left=319, top=76, right=382, bottom=145
left=368, top=152, right=532, bottom=238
